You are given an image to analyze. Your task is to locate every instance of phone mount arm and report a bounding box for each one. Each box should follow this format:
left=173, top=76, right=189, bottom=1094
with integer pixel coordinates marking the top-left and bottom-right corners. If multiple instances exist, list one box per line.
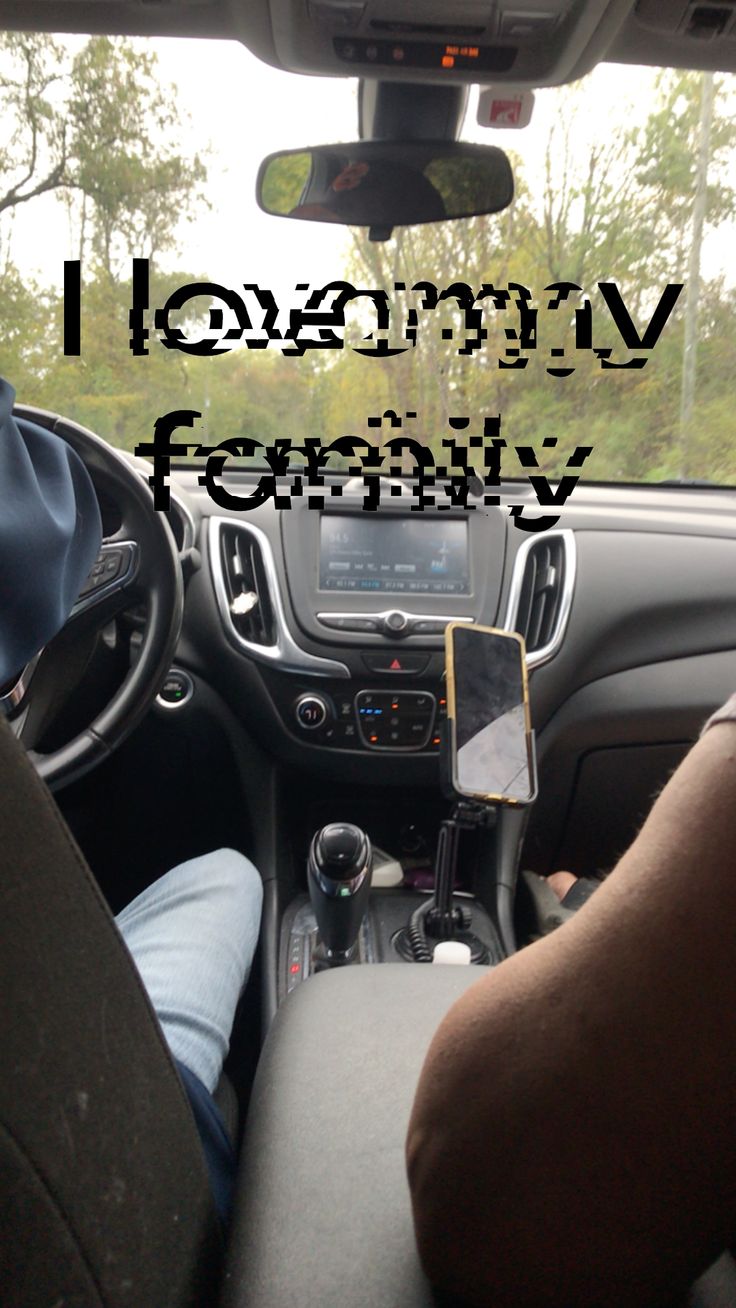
left=423, top=801, right=495, bottom=942
left=494, top=802, right=531, bottom=956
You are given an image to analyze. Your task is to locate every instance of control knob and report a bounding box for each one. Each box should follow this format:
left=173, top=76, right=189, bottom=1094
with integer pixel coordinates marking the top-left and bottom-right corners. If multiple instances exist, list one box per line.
left=295, top=693, right=329, bottom=730
left=383, top=610, right=409, bottom=637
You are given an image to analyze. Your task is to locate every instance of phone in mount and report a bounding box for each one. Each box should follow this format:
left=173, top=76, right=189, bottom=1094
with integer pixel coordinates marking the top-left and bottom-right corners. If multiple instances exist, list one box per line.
left=445, top=623, right=537, bottom=806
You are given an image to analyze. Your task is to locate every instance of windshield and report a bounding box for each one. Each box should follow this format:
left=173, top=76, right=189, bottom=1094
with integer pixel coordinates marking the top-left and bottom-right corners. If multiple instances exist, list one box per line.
left=1, top=34, right=734, bottom=487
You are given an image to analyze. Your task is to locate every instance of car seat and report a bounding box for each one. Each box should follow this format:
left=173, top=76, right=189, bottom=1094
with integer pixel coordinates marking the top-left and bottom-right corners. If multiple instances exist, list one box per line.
left=0, top=712, right=223, bottom=1307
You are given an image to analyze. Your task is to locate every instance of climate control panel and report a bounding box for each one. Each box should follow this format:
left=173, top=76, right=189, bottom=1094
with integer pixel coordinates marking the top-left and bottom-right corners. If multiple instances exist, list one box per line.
left=355, top=690, right=436, bottom=750
left=257, top=648, right=449, bottom=754
left=265, top=677, right=448, bottom=752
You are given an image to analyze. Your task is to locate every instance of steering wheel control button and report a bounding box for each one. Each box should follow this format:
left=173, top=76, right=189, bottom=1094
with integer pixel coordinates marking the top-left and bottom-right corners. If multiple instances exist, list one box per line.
left=79, top=553, right=113, bottom=597
left=355, top=690, right=436, bottom=750
left=156, top=669, right=194, bottom=710
left=362, top=652, right=430, bottom=675
left=75, top=542, right=137, bottom=611
left=295, top=694, right=329, bottom=730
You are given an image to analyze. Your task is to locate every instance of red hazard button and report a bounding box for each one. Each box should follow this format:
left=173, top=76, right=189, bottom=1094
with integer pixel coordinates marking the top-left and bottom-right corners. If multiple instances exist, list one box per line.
left=362, top=654, right=430, bottom=675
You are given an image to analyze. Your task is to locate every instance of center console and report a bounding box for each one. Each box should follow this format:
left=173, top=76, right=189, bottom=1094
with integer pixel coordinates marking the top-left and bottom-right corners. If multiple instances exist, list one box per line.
left=222, top=963, right=486, bottom=1308
left=207, top=459, right=578, bottom=784
left=279, top=885, right=505, bottom=1001
left=209, top=490, right=514, bottom=764
left=204, top=487, right=564, bottom=1024
left=280, top=497, right=508, bottom=754
left=276, top=789, right=529, bottom=1005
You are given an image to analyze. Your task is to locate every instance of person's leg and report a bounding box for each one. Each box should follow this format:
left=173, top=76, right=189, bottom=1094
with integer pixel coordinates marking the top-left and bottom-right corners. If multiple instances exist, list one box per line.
left=115, top=849, right=262, bottom=1093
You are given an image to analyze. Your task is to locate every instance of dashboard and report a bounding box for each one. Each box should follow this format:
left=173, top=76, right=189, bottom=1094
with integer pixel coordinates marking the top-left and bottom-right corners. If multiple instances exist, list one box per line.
left=161, top=465, right=736, bottom=875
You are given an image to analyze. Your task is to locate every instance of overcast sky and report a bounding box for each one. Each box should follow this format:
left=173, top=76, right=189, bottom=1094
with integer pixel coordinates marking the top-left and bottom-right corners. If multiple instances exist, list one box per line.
left=1, top=35, right=733, bottom=296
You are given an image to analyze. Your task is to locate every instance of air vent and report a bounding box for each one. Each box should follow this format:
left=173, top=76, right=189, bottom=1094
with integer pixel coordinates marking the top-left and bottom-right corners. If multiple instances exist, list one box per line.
left=209, top=519, right=349, bottom=677
left=505, top=530, right=575, bottom=665
left=219, top=524, right=276, bottom=647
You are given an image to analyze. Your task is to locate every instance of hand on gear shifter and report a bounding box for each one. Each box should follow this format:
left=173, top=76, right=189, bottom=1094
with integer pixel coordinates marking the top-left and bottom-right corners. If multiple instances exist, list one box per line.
left=307, top=823, right=372, bottom=964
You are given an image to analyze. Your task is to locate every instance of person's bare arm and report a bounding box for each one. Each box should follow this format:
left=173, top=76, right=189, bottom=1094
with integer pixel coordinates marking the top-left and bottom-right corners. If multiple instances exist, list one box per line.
left=406, top=722, right=736, bottom=1307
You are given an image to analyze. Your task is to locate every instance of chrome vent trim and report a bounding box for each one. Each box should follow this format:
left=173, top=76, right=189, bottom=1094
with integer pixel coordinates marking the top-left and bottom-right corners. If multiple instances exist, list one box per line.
left=218, top=522, right=277, bottom=647
left=208, top=518, right=350, bottom=679
left=503, top=529, right=576, bottom=669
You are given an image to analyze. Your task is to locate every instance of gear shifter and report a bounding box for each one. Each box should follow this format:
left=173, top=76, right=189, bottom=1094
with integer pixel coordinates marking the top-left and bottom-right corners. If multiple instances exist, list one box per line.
left=307, top=823, right=372, bottom=965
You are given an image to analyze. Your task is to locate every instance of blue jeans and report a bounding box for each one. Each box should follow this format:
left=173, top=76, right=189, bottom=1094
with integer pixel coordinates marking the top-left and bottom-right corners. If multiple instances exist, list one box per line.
left=115, top=848, right=263, bottom=1093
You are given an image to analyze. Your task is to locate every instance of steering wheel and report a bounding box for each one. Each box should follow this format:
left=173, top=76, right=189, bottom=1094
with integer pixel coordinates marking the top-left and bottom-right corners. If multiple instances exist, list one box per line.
left=7, top=405, right=184, bottom=790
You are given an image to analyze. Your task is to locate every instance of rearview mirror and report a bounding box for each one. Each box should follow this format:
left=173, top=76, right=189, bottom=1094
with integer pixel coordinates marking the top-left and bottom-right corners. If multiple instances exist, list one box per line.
left=256, top=140, right=514, bottom=234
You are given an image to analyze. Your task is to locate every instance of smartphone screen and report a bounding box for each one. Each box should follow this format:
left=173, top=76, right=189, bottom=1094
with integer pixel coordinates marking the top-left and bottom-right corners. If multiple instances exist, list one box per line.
left=446, top=624, right=536, bottom=805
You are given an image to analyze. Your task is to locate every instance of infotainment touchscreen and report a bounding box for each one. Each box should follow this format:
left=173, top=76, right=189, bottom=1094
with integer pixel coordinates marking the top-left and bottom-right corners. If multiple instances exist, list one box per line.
left=319, top=516, right=469, bottom=594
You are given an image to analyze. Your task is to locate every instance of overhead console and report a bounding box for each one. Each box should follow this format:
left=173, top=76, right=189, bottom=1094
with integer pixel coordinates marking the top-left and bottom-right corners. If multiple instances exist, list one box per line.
left=609, top=0, right=736, bottom=69
left=12, top=0, right=736, bottom=90
left=246, top=0, right=636, bottom=84
left=0, top=0, right=633, bottom=83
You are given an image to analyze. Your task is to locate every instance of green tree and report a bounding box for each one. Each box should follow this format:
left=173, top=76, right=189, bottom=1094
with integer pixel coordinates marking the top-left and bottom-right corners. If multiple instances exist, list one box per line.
left=332, top=69, right=736, bottom=485
left=68, top=37, right=206, bottom=273
left=0, top=32, right=213, bottom=446
left=635, top=71, right=736, bottom=280
left=0, top=33, right=206, bottom=276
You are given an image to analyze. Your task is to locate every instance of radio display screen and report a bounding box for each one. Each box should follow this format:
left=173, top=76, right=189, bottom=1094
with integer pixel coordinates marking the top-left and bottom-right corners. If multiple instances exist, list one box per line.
left=319, top=516, right=470, bottom=594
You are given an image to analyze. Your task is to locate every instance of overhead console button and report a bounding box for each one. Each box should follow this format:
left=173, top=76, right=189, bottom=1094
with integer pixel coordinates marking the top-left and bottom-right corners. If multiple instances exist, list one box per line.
left=499, top=9, right=557, bottom=38
left=309, top=0, right=365, bottom=30
left=362, top=653, right=430, bottom=675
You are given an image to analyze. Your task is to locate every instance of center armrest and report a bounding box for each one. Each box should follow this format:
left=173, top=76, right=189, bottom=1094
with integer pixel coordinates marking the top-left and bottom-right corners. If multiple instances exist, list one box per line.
left=221, top=962, right=488, bottom=1308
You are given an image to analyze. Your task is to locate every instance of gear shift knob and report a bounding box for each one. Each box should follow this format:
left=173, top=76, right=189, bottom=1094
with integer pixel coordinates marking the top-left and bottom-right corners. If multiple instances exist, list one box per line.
left=307, top=823, right=372, bottom=962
